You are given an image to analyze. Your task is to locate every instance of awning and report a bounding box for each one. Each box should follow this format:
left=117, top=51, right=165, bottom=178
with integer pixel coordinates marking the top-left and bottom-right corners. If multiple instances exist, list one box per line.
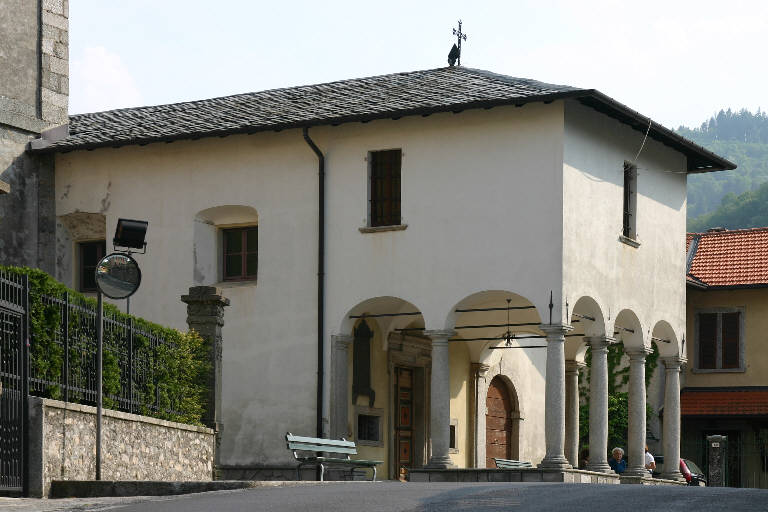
left=681, top=388, right=768, bottom=416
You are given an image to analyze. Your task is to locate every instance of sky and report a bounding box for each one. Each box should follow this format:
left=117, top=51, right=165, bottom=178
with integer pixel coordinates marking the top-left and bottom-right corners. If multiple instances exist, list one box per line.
left=69, top=0, right=768, bottom=130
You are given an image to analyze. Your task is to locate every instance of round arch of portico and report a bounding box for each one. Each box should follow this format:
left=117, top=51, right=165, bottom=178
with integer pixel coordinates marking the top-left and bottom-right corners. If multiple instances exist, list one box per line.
left=650, top=319, right=682, bottom=358
left=609, top=308, right=647, bottom=350
left=337, top=295, right=427, bottom=346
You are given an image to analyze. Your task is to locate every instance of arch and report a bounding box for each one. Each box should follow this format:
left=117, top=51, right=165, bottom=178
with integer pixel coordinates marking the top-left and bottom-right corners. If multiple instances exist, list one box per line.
left=651, top=319, right=681, bottom=358
left=196, top=205, right=259, bottom=225
left=566, top=295, right=608, bottom=363
left=485, top=375, right=521, bottom=466
left=337, top=296, right=425, bottom=348
left=444, top=290, right=542, bottom=363
left=611, top=308, right=647, bottom=350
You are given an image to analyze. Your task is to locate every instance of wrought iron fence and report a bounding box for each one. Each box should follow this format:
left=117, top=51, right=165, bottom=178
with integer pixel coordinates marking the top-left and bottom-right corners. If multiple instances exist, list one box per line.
left=682, top=431, right=768, bottom=489
left=28, top=290, right=183, bottom=417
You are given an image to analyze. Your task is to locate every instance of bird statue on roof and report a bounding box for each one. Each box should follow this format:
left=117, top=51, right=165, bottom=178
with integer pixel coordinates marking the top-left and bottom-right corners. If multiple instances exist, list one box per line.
left=447, top=44, right=459, bottom=67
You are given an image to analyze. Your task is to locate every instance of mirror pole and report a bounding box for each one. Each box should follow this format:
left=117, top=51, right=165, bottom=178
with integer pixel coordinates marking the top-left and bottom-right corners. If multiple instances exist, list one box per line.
left=96, top=291, right=103, bottom=481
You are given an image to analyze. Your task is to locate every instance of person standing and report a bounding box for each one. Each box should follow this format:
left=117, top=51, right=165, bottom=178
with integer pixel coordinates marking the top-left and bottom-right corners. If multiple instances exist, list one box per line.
left=644, top=446, right=656, bottom=474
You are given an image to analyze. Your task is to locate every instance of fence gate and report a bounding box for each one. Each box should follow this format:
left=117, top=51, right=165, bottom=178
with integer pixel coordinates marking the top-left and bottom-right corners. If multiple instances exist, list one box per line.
left=0, top=272, right=28, bottom=496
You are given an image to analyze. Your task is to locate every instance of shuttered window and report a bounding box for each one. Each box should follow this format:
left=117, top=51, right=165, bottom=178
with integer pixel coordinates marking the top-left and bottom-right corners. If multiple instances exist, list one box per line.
left=369, top=149, right=401, bottom=227
left=696, top=310, right=743, bottom=370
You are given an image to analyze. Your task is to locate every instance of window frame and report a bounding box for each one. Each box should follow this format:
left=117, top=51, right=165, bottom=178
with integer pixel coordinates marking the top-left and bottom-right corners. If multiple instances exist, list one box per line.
left=354, top=405, right=384, bottom=447
left=621, top=161, right=638, bottom=242
left=367, top=148, right=402, bottom=228
left=78, top=240, right=106, bottom=293
left=693, top=307, right=746, bottom=373
left=222, top=226, right=258, bottom=282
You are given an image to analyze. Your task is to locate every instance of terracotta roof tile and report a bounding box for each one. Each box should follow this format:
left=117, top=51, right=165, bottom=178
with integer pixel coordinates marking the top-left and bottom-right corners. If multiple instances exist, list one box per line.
left=686, top=227, right=768, bottom=287
left=681, top=389, right=768, bottom=416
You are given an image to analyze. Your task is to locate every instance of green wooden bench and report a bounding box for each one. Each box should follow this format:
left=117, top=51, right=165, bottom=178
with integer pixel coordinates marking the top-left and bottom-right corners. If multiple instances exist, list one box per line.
left=493, top=458, right=534, bottom=469
left=286, top=433, right=383, bottom=481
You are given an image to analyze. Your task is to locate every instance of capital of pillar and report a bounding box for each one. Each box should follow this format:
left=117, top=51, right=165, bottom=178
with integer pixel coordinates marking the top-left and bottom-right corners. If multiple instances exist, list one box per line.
left=626, top=346, right=653, bottom=361
left=584, top=335, right=616, bottom=352
left=565, top=360, right=586, bottom=375
left=661, top=355, right=686, bottom=370
left=539, top=324, right=573, bottom=340
left=471, top=362, right=490, bottom=379
left=424, top=329, right=456, bottom=345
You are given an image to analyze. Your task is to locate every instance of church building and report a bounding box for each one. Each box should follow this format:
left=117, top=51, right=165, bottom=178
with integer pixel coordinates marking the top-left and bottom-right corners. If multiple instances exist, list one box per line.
left=27, top=66, right=734, bottom=480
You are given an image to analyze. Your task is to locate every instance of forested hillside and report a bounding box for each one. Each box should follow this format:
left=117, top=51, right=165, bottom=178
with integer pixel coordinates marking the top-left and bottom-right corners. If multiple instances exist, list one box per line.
left=678, top=109, right=768, bottom=230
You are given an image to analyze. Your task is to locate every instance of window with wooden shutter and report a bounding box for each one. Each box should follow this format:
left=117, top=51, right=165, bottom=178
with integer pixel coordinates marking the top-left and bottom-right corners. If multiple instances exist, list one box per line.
left=696, top=310, right=743, bottom=371
left=369, top=149, right=402, bottom=227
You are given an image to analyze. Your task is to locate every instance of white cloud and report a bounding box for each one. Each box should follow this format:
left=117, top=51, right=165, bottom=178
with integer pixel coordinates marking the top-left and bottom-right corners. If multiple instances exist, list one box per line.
left=69, top=46, right=143, bottom=114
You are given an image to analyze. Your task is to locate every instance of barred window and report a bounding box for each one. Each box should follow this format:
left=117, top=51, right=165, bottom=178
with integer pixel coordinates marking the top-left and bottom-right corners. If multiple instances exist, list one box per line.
left=369, top=149, right=401, bottom=227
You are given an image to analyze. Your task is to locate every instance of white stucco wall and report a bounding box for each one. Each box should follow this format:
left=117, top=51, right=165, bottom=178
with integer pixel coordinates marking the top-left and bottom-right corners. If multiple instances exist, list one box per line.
left=562, top=100, right=687, bottom=352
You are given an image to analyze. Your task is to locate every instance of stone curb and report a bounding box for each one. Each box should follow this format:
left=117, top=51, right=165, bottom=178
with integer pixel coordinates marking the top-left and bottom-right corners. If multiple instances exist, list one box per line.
left=49, top=480, right=353, bottom=498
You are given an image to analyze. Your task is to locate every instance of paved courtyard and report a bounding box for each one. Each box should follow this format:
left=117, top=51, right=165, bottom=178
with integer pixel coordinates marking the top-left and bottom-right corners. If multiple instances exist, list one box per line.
left=3, top=482, right=768, bottom=512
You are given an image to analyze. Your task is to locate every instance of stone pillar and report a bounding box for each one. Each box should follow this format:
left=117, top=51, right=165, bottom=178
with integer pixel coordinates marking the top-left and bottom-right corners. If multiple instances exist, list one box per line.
left=181, top=286, right=230, bottom=466
left=661, top=356, right=685, bottom=481
left=331, top=334, right=353, bottom=439
left=424, top=329, right=456, bottom=468
left=539, top=324, right=573, bottom=469
left=471, top=362, right=490, bottom=468
left=586, top=336, right=614, bottom=473
left=625, top=347, right=652, bottom=478
left=565, top=360, right=585, bottom=468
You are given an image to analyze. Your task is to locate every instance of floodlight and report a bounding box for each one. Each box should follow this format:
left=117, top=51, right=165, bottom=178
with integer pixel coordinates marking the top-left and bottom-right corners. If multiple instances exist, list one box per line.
left=113, top=218, right=148, bottom=251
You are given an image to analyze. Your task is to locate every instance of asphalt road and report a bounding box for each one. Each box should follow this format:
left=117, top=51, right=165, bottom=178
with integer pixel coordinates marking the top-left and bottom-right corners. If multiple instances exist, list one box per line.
left=7, top=482, right=768, bottom=512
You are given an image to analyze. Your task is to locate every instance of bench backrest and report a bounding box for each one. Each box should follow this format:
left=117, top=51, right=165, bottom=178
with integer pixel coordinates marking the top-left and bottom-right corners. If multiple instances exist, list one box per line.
left=286, top=433, right=358, bottom=455
left=493, top=458, right=533, bottom=469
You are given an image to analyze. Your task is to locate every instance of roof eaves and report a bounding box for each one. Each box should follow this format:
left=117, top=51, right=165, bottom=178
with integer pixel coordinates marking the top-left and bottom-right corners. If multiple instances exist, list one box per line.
left=575, top=91, right=737, bottom=174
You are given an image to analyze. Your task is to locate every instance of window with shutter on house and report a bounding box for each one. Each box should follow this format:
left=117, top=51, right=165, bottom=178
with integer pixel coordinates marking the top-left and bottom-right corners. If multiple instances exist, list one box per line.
left=368, top=149, right=402, bottom=227
left=223, top=227, right=257, bottom=281
left=696, top=310, right=743, bottom=371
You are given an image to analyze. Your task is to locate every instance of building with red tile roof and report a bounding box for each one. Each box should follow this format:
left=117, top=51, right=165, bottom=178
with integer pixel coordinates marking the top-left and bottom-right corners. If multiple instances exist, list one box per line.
left=683, top=228, right=768, bottom=488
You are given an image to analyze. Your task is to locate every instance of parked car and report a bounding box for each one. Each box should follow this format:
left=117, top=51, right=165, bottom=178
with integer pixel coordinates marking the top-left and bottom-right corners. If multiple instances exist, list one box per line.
left=652, top=455, right=707, bottom=486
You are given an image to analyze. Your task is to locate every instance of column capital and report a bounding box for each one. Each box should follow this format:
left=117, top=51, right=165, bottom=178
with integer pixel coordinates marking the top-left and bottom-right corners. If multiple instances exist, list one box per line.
left=626, top=346, right=653, bottom=360
left=180, top=286, right=231, bottom=306
left=565, top=360, right=587, bottom=373
left=424, top=329, right=456, bottom=342
left=471, top=362, right=491, bottom=378
left=660, top=355, right=686, bottom=369
left=332, top=334, right=353, bottom=349
left=584, top=335, right=616, bottom=349
left=539, top=324, right=574, bottom=336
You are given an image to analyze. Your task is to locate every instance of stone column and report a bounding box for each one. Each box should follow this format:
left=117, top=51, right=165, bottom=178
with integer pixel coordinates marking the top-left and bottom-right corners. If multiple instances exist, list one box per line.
left=565, top=360, right=585, bottom=468
left=625, top=347, right=652, bottom=478
left=181, top=286, right=230, bottom=466
left=471, top=362, right=490, bottom=468
left=661, top=356, right=685, bottom=481
left=539, top=324, right=573, bottom=469
left=331, top=334, right=353, bottom=439
left=424, top=329, right=456, bottom=468
left=585, top=336, right=614, bottom=473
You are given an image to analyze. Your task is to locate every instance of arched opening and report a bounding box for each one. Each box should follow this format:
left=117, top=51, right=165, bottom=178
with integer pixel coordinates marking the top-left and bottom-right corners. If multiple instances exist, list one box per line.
left=485, top=375, right=520, bottom=467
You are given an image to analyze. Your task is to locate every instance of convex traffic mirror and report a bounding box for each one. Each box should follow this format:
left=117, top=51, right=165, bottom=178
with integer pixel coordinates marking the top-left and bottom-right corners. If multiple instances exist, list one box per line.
left=95, top=253, right=142, bottom=299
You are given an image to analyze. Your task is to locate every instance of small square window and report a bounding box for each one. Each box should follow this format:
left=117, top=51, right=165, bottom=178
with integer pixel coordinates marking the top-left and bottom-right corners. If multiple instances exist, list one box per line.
left=368, top=149, right=401, bottom=227
left=79, top=240, right=106, bottom=292
left=223, top=227, right=257, bottom=281
left=357, top=414, right=380, bottom=442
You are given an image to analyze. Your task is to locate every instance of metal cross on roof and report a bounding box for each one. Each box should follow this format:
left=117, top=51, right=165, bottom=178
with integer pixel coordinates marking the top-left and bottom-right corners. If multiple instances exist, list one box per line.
left=452, top=20, right=467, bottom=66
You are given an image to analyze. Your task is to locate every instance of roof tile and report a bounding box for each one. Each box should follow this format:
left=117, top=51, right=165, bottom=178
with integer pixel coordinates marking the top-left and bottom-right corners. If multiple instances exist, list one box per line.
left=681, top=389, right=768, bottom=416
left=687, top=228, right=768, bottom=287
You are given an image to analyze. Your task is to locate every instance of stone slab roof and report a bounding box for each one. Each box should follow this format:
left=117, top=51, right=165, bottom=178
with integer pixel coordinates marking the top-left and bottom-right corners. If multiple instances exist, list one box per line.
left=31, top=66, right=734, bottom=173
left=681, top=388, right=768, bottom=416
left=686, top=227, right=768, bottom=288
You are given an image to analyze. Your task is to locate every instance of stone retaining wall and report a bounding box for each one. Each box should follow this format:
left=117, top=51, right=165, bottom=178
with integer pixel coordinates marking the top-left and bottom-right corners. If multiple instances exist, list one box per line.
left=28, top=397, right=215, bottom=497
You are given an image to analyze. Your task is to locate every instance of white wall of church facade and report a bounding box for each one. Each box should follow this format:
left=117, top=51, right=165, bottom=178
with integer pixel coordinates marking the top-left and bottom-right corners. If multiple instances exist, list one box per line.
left=562, top=101, right=687, bottom=354
left=50, top=98, right=690, bottom=474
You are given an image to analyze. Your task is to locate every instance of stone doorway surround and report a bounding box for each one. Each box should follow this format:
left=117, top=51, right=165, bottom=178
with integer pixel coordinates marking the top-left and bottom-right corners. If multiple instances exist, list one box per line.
left=473, top=368, right=524, bottom=469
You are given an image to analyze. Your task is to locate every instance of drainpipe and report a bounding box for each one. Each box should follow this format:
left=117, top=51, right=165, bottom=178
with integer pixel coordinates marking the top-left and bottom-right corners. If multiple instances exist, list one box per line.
left=303, top=127, right=325, bottom=440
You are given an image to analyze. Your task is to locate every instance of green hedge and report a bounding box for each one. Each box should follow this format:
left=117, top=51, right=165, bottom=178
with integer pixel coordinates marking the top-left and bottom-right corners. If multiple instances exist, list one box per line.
left=1, top=265, right=209, bottom=426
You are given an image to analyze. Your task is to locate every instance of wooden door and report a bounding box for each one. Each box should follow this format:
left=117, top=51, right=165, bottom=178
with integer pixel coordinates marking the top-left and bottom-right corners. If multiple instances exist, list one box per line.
left=394, top=367, right=414, bottom=470
left=486, top=376, right=514, bottom=467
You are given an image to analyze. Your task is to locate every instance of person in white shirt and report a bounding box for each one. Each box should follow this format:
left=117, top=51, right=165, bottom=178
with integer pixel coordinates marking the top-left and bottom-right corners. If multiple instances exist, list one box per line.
left=645, top=445, right=656, bottom=474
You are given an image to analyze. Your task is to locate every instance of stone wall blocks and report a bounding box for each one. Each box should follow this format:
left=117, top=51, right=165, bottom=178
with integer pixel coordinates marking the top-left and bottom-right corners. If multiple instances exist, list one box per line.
left=54, top=42, right=68, bottom=60
left=42, top=11, right=68, bottom=31
left=47, top=55, right=68, bottom=76
left=43, top=0, right=65, bottom=15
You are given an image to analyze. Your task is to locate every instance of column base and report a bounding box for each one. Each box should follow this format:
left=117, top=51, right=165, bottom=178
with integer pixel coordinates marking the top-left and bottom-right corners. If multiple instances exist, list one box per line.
left=586, top=462, right=613, bottom=474
left=623, top=467, right=651, bottom=478
left=661, top=471, right=686, bottom=482
left=538, top=456, right=572, bottom=470
left=426, top=456, right=456, bottom=469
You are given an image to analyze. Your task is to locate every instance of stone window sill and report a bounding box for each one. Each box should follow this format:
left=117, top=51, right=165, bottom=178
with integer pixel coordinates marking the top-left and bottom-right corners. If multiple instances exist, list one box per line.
left=691, top=367, right=745, bottom=374
left=619, top=235, right=641, bottom=248
left=359, top=224, right=408, bottom=234
left=215, top=279, right=257, bottom=289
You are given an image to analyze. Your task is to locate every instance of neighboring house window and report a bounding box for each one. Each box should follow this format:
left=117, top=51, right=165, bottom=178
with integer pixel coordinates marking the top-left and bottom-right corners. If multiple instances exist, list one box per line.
left=369, top=149, right=401, bottom=227
left=622, top=161, right=637, bottom=239
left=223, top=227, right=257, bottom=281
left=696, top=310, right=743, bottom=370
left=79, top=240, right=106, bottom=292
